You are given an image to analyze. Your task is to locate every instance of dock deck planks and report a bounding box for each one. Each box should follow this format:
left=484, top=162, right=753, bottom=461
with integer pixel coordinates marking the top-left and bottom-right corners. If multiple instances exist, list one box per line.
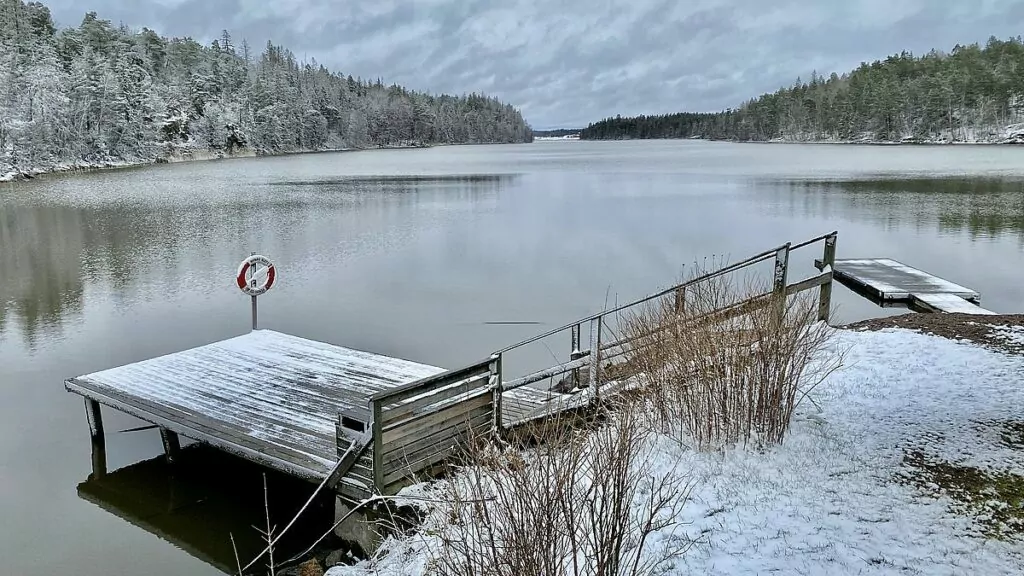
left=66, top=330, right=583, bottom=485
left=832, top=258, right=980, bottom=302
left=65, top=330, right=445, bottom=481
left=911, top=293, right=998, bottom=315
left=832, top=258, right=996, bottom=315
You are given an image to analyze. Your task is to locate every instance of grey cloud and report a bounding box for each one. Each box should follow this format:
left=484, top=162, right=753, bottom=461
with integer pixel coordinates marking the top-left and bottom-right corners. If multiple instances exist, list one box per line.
left=42, top=0, right=1024, bottom=129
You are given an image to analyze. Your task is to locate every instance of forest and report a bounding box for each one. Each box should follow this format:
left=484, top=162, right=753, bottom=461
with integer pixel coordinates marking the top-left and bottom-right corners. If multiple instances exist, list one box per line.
left=0, top=0, right=532, bottom=179
left=581, top=37, right=1024, bottom=144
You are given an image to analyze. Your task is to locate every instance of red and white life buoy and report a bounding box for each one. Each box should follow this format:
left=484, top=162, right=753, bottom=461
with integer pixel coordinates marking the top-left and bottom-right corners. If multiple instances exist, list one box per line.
left=236, top=254, right=276, bottom=296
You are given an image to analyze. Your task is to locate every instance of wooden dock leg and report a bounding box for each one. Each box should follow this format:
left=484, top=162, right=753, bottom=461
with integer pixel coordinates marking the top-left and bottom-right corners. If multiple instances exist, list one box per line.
left=84, top=399, right=107, bottom=479
left=85, top=398, right=104, bottom=443
left=90, top=437, right=107, bottom=479
left=160, top=428, right=181, bottom=463
left=818, top=233, right=837, bottom=323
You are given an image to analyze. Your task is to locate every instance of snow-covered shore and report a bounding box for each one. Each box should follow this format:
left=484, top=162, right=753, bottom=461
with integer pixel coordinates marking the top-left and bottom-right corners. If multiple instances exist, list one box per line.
left=327, top=326, right=1024, bottom=575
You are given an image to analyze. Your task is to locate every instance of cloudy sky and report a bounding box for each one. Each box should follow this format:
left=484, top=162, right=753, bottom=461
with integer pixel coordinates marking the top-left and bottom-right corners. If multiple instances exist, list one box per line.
left=42, top=0, right=1024, bottom=129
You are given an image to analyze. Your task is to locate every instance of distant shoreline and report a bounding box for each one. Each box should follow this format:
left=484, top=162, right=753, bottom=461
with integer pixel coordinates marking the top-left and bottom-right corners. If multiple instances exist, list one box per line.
left=0, top=141, right=493, bottom=183
left=576, top=136, right=1024, bottom=147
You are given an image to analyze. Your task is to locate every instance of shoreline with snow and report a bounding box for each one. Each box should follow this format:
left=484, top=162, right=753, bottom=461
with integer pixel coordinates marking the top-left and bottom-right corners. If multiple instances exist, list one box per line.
left=322, top=321, right=1024, bottom=576
left=0, top=141, right=445, bottom=183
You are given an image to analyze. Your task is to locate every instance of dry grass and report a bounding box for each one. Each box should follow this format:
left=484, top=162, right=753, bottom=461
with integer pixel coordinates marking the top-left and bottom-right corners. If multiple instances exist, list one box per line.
left=427, top=403, right=694, bottom=576
left=620, top=263, right=842, bottom=450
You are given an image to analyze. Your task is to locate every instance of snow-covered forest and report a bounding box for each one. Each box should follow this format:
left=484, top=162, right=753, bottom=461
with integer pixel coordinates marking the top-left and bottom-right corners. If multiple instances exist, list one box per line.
left=0, top=0, right=533, bottom=179
left=582, top=37, right=1024, bottom=144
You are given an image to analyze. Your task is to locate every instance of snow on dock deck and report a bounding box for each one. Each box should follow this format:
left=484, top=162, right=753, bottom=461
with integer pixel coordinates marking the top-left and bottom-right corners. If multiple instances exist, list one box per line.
left=832, top=258, right=996, bottom=314
left=65, top=330, right=444, bottom=481
left=832, top=258, right=980, bottom=301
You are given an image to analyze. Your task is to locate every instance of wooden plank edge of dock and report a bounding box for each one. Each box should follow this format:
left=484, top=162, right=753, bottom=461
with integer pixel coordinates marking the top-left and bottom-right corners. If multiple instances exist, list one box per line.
left=64, top=378, right=328, bottom=483
left=909, top=294, right=998, bottom=315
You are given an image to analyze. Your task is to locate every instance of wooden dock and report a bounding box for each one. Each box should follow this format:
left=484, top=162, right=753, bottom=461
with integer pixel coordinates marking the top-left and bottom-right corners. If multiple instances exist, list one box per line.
left=832, top=258, right=996, bottom=315
left=65, top=232, right=842, bottom=541
left=66, top=329, right=573, bottom=501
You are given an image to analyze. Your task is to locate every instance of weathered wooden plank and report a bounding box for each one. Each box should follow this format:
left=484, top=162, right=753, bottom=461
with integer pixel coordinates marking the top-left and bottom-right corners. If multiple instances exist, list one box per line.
left=381, top=392, right=494, bottom=446
left=381, top=418, right=487, bottom=489
left=380, top=372, right=490, bottom=423
left=381, top=386, right=492, bottom=434
left=370, top=357, right=494, bottom=405
left=911, top=293, right=998, bottom=315
left=381, top=413, right=492, bottom=470
left=785, top=271, right=832, bottom=296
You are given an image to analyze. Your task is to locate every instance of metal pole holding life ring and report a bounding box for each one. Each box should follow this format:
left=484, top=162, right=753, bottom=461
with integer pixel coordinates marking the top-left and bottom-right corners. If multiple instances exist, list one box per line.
left=236, top=253, right=276, bottom=330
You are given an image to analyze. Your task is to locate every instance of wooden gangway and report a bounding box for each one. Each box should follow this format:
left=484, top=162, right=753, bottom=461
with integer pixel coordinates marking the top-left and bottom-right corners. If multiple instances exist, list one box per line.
left=65, top=232, right=840, bottom=509
left=832, top=258, right=996, bottom=315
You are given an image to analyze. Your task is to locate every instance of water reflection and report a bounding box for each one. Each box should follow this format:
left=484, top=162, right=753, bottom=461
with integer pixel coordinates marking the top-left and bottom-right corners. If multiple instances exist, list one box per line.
left=0, top=173, right=515, bottom=348
left=76, top=444, right=334, bottom=575
left=768, top=177, right=1024, bottom=241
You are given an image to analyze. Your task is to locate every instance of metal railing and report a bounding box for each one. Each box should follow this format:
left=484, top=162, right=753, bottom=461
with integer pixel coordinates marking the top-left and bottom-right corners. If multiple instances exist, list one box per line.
left=493, top=232, right=839, bottom=395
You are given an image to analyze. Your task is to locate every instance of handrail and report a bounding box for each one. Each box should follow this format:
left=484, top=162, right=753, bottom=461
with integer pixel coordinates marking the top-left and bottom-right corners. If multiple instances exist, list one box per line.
left=495, top=243, right=785, bottom=354
left=496, top=233, right=833, bottom=356
left=495, top=232, right=838, bottom=392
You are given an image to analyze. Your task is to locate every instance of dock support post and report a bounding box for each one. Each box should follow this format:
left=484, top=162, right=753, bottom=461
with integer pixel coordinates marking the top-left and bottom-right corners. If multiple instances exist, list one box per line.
left=85, top=398, right=104, bottom=443
left=570, top=323, right=583, bottom=389
left=160, top=428, right=181, bottom=463
left=84, top=399, right=107, bottom=479
left=588, top=316, right=603, bottom=402
left=818, top=232, right=837, bottom=323
left=772, top=244, right=791, bottom=323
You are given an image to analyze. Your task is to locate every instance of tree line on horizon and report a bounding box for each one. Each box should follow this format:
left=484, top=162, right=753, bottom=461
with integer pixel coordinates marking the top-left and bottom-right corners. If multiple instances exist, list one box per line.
left=581, top=37, right=1024, bottom=143
left=0, top=0, right=532, bottom=176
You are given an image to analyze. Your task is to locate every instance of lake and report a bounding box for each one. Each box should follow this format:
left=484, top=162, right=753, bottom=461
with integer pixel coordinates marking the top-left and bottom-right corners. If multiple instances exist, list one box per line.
left=2, top=139, right=1023, bottom=575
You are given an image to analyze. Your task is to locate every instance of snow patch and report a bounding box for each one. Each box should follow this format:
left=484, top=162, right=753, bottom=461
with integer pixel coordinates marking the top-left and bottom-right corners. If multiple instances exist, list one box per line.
left=328, top=328, right=1024, bottom=576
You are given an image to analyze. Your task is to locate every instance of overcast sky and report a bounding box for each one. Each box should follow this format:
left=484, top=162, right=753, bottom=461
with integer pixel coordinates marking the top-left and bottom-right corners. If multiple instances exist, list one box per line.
left=42, top=0, right=1024, bottom=129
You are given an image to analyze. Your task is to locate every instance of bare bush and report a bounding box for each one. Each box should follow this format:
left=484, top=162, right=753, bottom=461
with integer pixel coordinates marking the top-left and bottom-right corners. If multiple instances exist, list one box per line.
left=426, top=404, right=694, bottom=576
left=622, top=262, right=842, bottom=450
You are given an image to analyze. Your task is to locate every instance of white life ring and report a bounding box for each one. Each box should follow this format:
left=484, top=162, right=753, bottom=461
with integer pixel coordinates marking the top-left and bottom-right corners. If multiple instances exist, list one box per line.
left=236, top=255, right=276, bottom=296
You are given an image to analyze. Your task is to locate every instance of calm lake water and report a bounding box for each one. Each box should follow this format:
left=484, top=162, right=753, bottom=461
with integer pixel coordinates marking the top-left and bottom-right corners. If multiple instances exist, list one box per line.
left=2, top=140, right=1024, bottom=575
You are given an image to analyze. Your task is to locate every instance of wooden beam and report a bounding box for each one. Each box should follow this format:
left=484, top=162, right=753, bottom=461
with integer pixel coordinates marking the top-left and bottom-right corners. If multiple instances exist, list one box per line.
left=818, top=232, right=837, bottom=322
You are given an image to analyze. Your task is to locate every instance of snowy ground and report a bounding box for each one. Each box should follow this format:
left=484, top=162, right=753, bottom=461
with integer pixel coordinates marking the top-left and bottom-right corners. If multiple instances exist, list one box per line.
left=328, top=327, right=1024, bottom=576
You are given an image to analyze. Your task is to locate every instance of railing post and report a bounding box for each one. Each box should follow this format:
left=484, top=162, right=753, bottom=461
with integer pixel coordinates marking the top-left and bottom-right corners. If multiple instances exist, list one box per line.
left=588, top=316, right=603, bottom=402
left=773, top=243, right=791, bottom=323
left=674, top=286, right=686, bottom=338
left=818, top=232, right=837, bottom=323
left=490, top=354, right=503, bottom=435
left=570, top=323, right=583, bottom=389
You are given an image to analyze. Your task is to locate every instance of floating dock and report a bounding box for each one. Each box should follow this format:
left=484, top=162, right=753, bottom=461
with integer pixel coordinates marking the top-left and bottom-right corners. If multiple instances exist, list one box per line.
left=66, top=329, right=571, bottom=502
left=832, top=258, right=996, bottom=315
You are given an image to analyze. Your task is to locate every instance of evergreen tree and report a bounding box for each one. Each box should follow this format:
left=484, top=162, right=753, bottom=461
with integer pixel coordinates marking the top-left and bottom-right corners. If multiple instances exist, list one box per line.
left=0, top=0, right=532, bottom=177
left=581, top=37, right=1024, bottom=144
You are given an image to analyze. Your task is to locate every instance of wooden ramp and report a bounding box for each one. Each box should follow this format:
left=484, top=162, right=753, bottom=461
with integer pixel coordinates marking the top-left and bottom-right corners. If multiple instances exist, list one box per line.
left=833, top=258, right=994, bottom=314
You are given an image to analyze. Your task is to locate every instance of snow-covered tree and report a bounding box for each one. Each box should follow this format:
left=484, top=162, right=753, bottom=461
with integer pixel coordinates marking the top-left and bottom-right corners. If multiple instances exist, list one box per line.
left=0, top=0, right=532, bottom=176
